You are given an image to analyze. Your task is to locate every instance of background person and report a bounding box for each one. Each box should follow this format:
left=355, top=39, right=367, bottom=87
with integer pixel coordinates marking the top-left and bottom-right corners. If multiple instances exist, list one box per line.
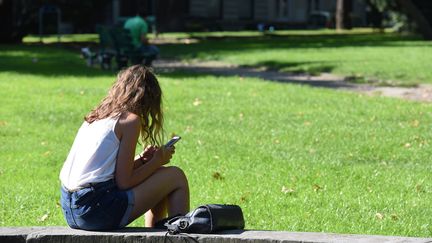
left=59, top=65, right=189, bottom=230
left=123, top=13, right=160, bottom=66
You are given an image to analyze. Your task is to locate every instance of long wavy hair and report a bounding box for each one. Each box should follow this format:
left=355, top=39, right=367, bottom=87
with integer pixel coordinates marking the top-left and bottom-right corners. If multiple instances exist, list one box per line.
left=85, top=65, right=163, bottom=146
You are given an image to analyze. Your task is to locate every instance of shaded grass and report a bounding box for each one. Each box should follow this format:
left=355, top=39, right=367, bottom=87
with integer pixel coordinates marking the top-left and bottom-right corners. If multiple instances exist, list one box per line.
left=1, top=44, right=431, bottom=237
left=0, top=44, right=113, bottom=77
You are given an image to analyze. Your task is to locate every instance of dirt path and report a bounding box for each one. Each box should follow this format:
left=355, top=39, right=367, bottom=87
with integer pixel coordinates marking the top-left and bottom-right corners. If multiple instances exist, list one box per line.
left=153, top=59, right=432, bottom=103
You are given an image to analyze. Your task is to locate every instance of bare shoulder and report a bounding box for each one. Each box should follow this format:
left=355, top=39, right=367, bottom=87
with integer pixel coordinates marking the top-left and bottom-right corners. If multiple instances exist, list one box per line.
left=116, top=112, right=141, bottom=138
left=119, top=112, right=140, bottom=124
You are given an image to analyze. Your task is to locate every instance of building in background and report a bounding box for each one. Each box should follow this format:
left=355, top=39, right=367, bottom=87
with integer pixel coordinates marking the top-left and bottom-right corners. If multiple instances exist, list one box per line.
left=4, top=0, right=432, bottom=43
left=187, top=0, right=366, bottom=30
left=0, top=0, right=369, bottom=43
left=114, top=0, right=367, bottom=32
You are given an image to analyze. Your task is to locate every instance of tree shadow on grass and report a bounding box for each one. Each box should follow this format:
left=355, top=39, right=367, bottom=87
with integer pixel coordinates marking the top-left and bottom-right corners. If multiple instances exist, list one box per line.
left=240, top=60, right=335, bottom=75
left=157, top=63, right=358, bottom=90
left=0, top=42, right=350, bottom=90
left=160, top=32, right=426, bottom=59
left=0, top=44, right=114, bottom=78
left=2, top=31, right=425, bottom=78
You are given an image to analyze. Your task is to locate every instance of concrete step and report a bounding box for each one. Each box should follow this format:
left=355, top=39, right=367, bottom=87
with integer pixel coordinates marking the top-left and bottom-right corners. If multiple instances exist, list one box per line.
left=1, top=227, right=431, bottom=243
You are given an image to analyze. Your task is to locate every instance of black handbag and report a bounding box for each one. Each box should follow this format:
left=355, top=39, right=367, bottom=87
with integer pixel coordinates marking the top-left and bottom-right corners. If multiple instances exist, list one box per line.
left=164, top=204, right=245, bottom=234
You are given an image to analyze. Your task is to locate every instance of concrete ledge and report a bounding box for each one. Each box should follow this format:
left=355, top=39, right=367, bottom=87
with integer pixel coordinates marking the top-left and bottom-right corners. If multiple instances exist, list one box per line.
left=1, top=227, right=431, bottom=243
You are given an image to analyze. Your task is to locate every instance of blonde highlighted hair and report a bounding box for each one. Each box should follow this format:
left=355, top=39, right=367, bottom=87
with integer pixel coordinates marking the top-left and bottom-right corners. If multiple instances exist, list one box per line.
left=85, top=65, right=163, bottom=145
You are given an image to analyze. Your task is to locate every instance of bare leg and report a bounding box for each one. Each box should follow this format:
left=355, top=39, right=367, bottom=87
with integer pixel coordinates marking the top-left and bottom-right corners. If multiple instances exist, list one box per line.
left=128, top=166, right=190, bottom=226
left=144, top=197, right=167, bottom=227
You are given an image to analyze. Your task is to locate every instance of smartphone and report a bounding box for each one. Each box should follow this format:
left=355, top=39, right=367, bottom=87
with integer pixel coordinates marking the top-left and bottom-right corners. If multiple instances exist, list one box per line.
left=165, top=136, right=181, bottom=148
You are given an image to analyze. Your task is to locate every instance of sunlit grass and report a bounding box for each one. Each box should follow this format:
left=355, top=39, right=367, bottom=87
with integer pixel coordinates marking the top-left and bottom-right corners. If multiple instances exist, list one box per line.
left=23, top=34, right=99, bottom=44
left=0, top=44, right=431, bottom=237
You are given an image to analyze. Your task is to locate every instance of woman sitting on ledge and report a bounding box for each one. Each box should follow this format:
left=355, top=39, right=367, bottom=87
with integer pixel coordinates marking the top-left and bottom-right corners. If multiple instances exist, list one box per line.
left=59, top=65, right=189, bottom=230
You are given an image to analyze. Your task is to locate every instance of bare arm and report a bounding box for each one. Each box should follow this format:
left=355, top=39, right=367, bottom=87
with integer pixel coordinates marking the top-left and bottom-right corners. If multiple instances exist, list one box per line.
left=115, top=113, right=173, bottom=190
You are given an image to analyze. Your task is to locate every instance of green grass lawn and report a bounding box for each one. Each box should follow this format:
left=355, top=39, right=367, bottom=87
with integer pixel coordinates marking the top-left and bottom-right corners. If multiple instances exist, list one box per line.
left=159, top=30, right=432, bottom=86
left=24, top=29, right=432, bottom=86
left=1, top=38, right=431, bottom=237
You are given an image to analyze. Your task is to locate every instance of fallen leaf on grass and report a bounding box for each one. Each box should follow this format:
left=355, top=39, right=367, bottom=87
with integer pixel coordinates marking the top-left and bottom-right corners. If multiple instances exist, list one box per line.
left=391, top=214, right=398, bottom=221
left=416, top=184, right=425, bottom=193
left=0, top=121, right=7, bottom=126
left=193, top=98, right=202, bottom=106
left=375, top=212, right=384, bottom=220
left=313, top=184, right=322, bottom=192
left=281, top=186, right=295, bottom=194
left=38, top=213, right=49, bottom=222
left=411, top=120, right=420, bottom=127
left=212, top=172, right=224, bottom=180
left=239, top=191, right=250, bottom=202
left=404, top=143, right=411, bottom=148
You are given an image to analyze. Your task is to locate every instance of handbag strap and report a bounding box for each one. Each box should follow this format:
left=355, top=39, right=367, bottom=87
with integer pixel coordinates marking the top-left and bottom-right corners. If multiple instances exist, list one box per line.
left=203, top=205, right=214, bottom=232
left=165, top=216, right=190, bottom=235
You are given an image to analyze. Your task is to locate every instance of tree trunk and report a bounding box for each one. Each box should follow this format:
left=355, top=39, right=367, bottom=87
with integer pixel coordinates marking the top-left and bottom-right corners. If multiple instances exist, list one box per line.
left=336, top=0, right=344, bottom=30
left=336, top=0, right=352, bottom=30
left=397, top=0, right=432, bottom=40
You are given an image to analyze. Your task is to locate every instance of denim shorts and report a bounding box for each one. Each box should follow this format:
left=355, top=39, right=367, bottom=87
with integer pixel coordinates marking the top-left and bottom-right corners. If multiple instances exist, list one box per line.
left=60, top=179, right=134, bottom=230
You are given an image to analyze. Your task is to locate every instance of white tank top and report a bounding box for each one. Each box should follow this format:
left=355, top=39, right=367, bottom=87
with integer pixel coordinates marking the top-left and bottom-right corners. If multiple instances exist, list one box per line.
left=60, top=116, right=120, bottom=191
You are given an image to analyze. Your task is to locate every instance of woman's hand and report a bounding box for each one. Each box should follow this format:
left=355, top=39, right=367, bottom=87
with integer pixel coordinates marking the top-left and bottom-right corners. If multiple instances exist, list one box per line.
left=142, top=145, right=157, bottom=160
left=152, top=146, right=175, bottom=166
